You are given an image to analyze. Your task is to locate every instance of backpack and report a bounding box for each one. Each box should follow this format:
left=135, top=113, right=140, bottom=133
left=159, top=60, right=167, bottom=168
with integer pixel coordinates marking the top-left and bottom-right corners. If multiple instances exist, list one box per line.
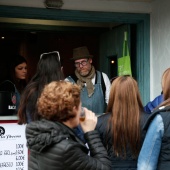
left=0, top=80, right=17, bottom=115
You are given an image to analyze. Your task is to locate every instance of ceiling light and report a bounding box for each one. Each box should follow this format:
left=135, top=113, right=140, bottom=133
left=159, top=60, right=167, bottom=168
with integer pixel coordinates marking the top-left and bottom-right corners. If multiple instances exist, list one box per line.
left=44, top=0, right=64, bottom=9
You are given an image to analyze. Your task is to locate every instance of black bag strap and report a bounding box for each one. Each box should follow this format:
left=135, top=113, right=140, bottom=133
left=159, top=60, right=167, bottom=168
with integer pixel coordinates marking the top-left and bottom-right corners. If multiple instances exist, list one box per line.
left=0, top=80, right=16, bottom=92
left=100, top=72, right=106, bottom=100
left=143, top=105, right=170, bottom=131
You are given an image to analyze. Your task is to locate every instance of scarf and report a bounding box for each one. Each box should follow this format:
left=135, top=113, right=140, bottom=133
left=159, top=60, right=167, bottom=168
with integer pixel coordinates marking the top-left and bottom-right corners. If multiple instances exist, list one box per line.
left=75, top=66, right=96, bottom=97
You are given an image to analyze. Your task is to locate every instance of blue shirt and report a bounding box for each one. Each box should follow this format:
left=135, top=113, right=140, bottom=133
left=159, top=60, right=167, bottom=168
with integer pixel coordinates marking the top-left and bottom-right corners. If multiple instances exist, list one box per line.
left=144, top=94, right=163, bottom=114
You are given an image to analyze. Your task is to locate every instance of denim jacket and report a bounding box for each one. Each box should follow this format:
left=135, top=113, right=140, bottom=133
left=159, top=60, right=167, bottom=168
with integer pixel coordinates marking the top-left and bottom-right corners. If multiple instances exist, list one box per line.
left=137, top=114, right=164, bottom=170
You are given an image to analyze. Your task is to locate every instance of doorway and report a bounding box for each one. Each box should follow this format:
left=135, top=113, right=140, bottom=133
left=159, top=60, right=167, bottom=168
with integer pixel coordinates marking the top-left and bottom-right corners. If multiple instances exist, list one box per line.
left=107, top=55, right=118, bottom=81
left=0, top=5, right=150, bottom=104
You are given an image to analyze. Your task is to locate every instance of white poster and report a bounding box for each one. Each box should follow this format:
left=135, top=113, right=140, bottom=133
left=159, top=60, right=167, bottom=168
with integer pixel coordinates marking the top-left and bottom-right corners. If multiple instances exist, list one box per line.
left=0, top=123, right=28, bottom=170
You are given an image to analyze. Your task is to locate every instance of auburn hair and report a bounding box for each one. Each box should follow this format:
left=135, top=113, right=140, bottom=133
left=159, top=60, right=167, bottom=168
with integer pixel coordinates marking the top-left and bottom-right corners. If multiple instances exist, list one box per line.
left=162, top=68, right=170, bottom=101
left=37, top=81, right=80, bottom=122
left=107, top=75, right=143, bottom=158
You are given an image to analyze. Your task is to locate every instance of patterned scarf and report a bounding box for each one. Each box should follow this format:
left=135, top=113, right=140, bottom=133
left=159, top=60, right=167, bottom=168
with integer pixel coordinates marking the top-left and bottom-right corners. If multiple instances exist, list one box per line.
left=75, top=66, right=95, bottom=97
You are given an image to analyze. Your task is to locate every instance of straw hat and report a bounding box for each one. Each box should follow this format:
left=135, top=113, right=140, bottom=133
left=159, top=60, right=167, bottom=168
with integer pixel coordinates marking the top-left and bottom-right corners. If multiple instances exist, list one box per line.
left=70, top=46, right=93, bottom=60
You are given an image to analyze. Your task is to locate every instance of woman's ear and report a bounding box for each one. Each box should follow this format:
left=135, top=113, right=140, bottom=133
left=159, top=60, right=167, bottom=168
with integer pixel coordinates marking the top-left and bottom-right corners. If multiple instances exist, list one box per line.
left=72, top=106, right=78, bottom=112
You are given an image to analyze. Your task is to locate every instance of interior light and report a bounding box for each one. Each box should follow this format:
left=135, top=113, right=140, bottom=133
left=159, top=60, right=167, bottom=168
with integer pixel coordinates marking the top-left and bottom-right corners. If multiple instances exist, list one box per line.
left=111, top=60, right=114, bottom=64
left=1, top=37, right=5, bottom=39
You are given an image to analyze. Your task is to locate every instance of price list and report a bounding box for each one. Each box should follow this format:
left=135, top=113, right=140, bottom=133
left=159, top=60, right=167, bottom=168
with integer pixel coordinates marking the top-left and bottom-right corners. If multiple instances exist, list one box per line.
left=0, top=124, right=28, bottom=170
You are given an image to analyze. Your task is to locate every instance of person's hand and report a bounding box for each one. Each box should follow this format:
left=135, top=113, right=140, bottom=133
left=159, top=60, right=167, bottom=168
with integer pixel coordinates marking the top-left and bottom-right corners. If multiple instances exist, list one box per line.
left=79, top=108, right=97, bottom=133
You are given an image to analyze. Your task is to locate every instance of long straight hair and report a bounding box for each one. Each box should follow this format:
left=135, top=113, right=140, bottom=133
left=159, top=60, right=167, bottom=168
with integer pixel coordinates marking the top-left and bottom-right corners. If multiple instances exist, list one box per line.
left=162, top=68, right=170, bottom=100
left=107, top=76, right=143, bottom=158
left=18, top=52, right=64, bottom=124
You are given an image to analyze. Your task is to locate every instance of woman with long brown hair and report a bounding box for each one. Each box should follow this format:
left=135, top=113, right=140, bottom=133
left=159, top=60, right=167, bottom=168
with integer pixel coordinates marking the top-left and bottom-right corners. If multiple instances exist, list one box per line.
left=96, top=75, right=149, bottom=169
left=18, top=51, right=64, bottom=124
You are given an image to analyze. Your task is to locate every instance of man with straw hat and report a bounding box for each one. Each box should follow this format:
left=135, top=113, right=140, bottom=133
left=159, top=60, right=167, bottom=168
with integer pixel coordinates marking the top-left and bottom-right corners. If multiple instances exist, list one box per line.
left=66, top=46, right=111, bottom=115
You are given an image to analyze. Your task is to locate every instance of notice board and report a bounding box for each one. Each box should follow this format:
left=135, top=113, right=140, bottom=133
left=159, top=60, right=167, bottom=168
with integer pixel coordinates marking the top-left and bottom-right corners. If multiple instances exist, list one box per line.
left=0, top=123, right=28, bottom=170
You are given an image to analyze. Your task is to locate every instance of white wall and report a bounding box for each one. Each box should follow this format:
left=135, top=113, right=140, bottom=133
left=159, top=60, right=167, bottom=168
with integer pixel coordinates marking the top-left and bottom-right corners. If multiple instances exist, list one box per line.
left=0, top=0, right=152, bottom=13
left=150, top=0, right=170, bottom=100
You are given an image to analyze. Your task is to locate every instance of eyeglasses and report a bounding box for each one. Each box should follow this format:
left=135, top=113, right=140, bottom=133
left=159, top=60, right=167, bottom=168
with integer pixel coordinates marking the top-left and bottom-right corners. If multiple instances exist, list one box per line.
left=74, top=59, right=89, bottom=68
left=40, top=51, right=60, bottom=61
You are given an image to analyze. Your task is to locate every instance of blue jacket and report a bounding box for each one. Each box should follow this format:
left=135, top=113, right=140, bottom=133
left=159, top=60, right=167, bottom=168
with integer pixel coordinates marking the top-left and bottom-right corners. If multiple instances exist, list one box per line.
left=138, top=106, right=170, bottom=170
left=144, top=94, right=163, bottom=113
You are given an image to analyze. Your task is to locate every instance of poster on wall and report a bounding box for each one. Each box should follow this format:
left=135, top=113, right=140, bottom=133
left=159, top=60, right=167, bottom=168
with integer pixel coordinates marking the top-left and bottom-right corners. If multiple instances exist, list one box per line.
left=0, top=123, right=28, bottom=170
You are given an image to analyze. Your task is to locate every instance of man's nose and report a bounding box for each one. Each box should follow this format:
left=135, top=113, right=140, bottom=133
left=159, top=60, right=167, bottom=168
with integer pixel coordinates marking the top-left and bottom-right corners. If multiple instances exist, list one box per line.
left=79, top=63, right=84, bottom=68
left=79, top=64, right=84, bottom=68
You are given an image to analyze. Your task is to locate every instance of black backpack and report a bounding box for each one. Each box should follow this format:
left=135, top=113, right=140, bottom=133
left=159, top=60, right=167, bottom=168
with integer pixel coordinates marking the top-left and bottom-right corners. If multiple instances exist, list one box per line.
left=0, top=80, right=16, bottom=115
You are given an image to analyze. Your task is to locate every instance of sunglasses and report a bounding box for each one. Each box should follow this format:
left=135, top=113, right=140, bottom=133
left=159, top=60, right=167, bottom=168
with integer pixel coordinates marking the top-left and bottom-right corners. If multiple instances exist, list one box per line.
left=40, top=51, right=60, bottom=61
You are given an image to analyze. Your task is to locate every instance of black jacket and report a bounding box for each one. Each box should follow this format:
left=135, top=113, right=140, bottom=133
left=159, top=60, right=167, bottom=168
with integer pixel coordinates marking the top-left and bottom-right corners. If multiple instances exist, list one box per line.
left=26, top=119, right=111, bottom=170
left=96, top=112, right=149, bottom=170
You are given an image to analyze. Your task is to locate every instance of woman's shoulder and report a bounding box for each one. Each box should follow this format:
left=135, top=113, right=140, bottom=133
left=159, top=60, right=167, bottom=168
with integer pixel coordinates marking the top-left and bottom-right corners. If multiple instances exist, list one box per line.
left=96, top=113, right=111, bottom=130
left=140, top=111, right=150, bottom=133
left=141, top=111, right=150, bottom=120
left=98, top=112, right=111, bottom=121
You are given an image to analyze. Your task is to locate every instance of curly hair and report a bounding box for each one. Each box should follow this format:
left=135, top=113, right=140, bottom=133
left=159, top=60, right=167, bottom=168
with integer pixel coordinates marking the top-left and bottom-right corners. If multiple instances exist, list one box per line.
left=37, top=81, right=81, bottom=122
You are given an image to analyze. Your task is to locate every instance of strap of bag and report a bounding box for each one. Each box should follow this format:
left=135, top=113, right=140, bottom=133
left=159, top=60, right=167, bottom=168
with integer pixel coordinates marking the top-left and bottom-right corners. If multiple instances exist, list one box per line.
left=143, top=105, right=170, bottom=131
left=123, top=31, right=129, bottom=57
left=0, top=80, right=15, bottom=86
left=101, top=72, right=106, bottom=101
left=0, top=80, right=16, bottom=92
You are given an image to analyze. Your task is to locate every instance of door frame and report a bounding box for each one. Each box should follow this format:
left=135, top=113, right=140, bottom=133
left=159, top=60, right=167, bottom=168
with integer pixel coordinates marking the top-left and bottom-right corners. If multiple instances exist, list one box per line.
left=0, top=5, right=150, bottom=104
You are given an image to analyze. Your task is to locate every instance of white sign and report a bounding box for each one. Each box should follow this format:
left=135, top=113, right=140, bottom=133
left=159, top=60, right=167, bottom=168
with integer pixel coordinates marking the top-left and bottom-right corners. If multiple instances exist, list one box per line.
left=0, top=123, right=28, bottom=170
